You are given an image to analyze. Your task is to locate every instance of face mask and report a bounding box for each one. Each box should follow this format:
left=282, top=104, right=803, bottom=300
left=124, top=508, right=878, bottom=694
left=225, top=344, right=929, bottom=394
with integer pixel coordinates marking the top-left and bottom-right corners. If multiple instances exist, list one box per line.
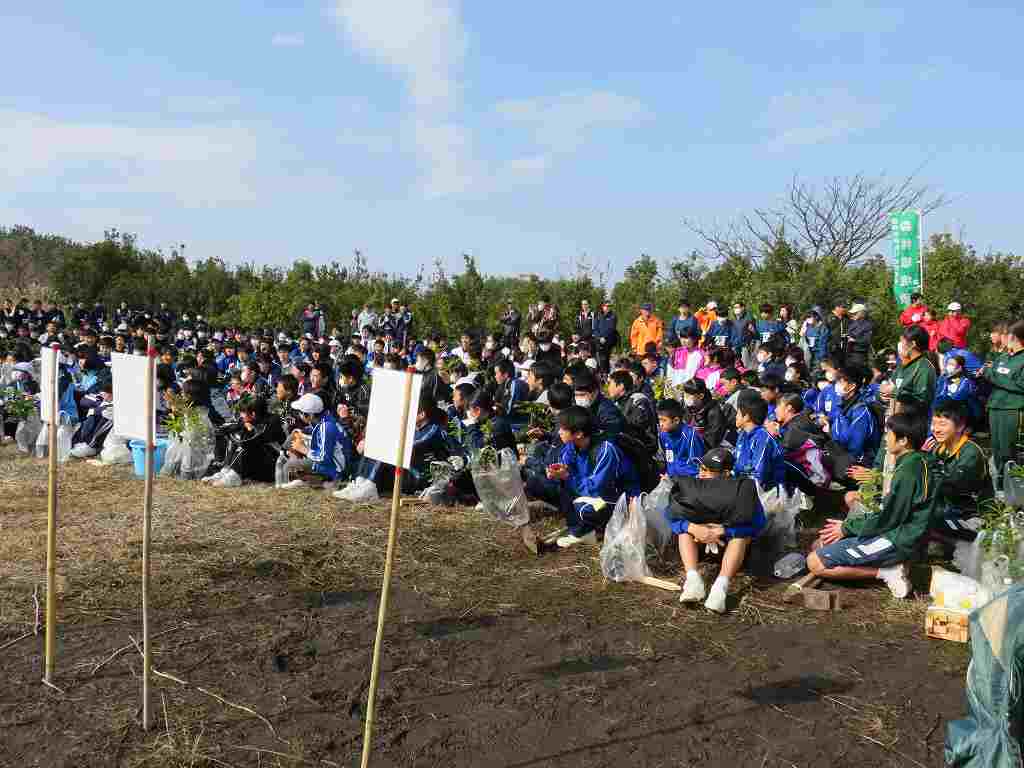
left=539, top=344, right=551, bottom=351
left=683, top=396, right=696, bottom=408
left=785, top=357, right=796, bottom=367
left=824, top=371, right=835, bottom=382
left=575, top=395, right=592, bottom=408
left=485, top=342, right=495, bottom=350
left=784, top=370, right=797, bottom=382
left=817, top=380, right=828, bottom=391
left=734, top=309, right=742, bottom=316
left=946, top=364, right=961, bottom=376
left=757, top=353, right=770, bottom=363
left=836, top=383, right=853, bottom=398
left=897, top=341, right=908, bottom=358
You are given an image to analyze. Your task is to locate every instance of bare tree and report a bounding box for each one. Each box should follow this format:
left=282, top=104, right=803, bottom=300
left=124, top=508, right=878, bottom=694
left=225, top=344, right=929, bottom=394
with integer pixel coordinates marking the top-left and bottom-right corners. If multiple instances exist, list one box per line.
left=685, top=172, right=947, bottom=267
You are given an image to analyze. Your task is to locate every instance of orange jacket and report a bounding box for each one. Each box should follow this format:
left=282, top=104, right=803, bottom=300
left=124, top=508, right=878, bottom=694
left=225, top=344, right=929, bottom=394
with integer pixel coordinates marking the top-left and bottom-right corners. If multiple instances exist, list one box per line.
left=630, top=315, right=664, bottom=355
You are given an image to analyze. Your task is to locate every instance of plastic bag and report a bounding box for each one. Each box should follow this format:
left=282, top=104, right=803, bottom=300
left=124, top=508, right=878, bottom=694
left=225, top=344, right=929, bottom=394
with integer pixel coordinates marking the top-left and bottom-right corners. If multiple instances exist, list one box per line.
left=756, top=482, right=799, bottom=550
left=56, top=414, right=73, bottom=464
left=599, top=495, right=650, bottom=583
left=930, top=567, right=990, bottom=612
left=15, top=412, right=41, bottom=454
left=1004, top=462, right=1024, bottom=509
left=642, top=477, right=674, bottom=550
left=161, top=420, right=214, bottom=480
left=471, top=447, right=529, bottom=527
left=34, top=422, right=48, bottom=459
left=100, top=434, right=133, bottom=465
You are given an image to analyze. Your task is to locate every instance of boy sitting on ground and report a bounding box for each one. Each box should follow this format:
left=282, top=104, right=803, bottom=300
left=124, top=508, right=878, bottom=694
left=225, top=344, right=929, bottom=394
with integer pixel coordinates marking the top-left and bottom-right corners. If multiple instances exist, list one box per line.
left=925, top=401, right=991, bottom=541
left=545, top=406, right=639, bottom=548
left=807, top=413, right=938, bottom=598
left=671, top=447, right=765, bottom=614
left=280, top=393, right=349, bottom=490
left=657, top=398, right=704, bottom=478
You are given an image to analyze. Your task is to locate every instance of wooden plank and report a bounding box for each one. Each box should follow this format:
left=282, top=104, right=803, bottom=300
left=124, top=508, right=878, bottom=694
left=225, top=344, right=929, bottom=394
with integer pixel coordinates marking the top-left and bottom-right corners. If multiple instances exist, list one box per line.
left=639, top=576, right=682, bottom=592
left=783, top=573, right=821, bottom=603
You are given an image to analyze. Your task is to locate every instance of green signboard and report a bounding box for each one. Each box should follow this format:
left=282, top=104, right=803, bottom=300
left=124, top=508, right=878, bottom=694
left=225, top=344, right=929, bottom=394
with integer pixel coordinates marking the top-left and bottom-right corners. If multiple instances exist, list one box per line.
left=890, top=210, right=923, bottom=310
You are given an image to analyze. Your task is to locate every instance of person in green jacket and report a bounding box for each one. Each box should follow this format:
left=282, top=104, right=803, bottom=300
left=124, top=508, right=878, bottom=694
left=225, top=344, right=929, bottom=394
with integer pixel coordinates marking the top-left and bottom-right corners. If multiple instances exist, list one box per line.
left=808, top=412, right=937, bottom=598
left=879, top=325, right=936, bottom=415
left=926, top=401, right=991, bottom=536
left=981, top=319, right=1024, bottom=487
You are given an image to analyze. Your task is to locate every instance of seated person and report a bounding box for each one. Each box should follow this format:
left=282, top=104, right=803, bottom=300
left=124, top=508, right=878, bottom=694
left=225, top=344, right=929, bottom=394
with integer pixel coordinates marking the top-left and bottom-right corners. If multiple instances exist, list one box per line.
left=826, top=365, right=881, bottom=473
left=69, top=378, right=115, bottom=458
left=606, top=370, right=659, bottom=492
left=932, top=354, right=980, bottom=426
left=545, top=406, right=639, bottom=548
left=807, top=413, right=937, bottom=598
left=926, top=401, right=991, bottom=539
left=461, top=390, right=517, bottom=457
left=657, top=398, right=703, bottom=478
left=523, top=382, right=574, bottom=508
left=733, top=393, right=786, bottom=492
left=493, top=358, right=529, bottom=420
left=446, top=380, right=477, bottom=446
left=572, top=368, right=625, bottom=443
left=280, top=393, right=349, bottom=490
left=758, top=373, right=783, bottom=422
left=766, top=392, right=829, bottom=496
left=204, top=395, right=287, bottom=486
left=682, top=378, right=726, bottom=449
left=525, top=361, right=558, bottom=406
left=670, top=447, right=766, bottom=614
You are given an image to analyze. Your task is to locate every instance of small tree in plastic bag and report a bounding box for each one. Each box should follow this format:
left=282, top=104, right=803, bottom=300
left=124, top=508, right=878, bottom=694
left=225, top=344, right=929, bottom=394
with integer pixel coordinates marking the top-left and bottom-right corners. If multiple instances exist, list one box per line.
left=16, top=411, right=41, bottom=454
left=161, top=393, right=215, bottom=480
left=470, top=447, right=529, bottom=526
left=600, top=495, right=650, bottom=583
left=756, top=482, right=799, bottom=551
left=56, top=413, right=73, bottom=463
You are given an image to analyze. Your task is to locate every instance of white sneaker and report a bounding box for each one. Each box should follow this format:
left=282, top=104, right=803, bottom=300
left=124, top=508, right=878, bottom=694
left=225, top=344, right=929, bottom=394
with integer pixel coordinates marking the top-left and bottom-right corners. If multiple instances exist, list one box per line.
left=332, top=484, right=355, bottom=500
left=201, top=467, right=227, bottom=484
left=280, top=479, right=308, bottom=490
left=704, top=585, right=728, bottom=614
left=679, top=572, right=707, bottom=603
left=212, top=468, right=242, bottom=488
left=555, top=531, right=597, bottom=549
left=69, top=443, right=97, bottom=458
left=878, top=564, right=911, bottom=599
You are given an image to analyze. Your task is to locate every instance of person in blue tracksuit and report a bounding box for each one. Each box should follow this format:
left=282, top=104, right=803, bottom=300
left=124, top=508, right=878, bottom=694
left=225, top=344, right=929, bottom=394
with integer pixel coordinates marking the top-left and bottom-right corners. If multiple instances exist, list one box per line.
left=669, top=300, right=700, bottom=347
left=803, top=311, right=830, bottom=368
left=936, top=339, right=983, bottom=376
left=572, top=369, right=625, bottom=444
left=729, top=302, right=755, bottom=360
left=755, top=303, right=788, bottom=346
left=732, top=394, right=786, bottom=491
left=547, top=406, right=639, bottom=548
left=656, top=398, right=704, bottom=478
left=828, top=366, right=881, bottom=468
left=705, top=314, right=733, bottom=351
left=932, top=354, right=980, bottom=425
left=815, top=358, right=842, bottom=423
left=493, top=357, right=529, bottom=419
left=282, top=393, right=348, bottom=488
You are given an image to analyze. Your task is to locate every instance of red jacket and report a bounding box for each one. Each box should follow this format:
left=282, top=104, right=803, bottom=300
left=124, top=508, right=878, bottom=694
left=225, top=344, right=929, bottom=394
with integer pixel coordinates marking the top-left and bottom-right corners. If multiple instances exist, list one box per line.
left=939, top=315, right=971, bottom=348
left=921, top=320, right=941, bottom=351
left=899, top=303, right=929, bottom=327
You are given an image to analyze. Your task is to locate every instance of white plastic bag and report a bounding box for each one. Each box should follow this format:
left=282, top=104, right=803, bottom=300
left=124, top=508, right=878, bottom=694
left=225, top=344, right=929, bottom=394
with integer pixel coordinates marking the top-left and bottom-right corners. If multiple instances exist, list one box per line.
left=600, top=495, right=650, bottom=583
left=1005, top=462, right=1024, bottom=509
left=100, top=434, right=133, bottom=465
left=930, top=567, right=990, bottom=612
left=56, top=414, right=73, bottom=464
left=471, top=447, right=529, bottom=527
left=34, top=422, right=48, bottom=459
left=756, top=482, right=798, bottom=550
left=642, top=477, right=674, bottom=550
left=15, top=412, right=41, bottom=454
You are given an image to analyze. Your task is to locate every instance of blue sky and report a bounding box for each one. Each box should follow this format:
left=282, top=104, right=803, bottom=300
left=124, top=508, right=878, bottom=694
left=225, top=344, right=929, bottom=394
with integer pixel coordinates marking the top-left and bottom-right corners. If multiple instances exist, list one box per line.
left=1, top=2, right=1021, bottom=280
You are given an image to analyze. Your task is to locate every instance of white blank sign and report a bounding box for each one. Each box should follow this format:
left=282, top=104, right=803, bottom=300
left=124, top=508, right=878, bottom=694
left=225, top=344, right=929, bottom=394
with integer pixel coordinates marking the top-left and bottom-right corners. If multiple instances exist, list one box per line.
left=40, top=347, right=58, bottom=424
left=363, top=369, right=422, bottom=469
left=112, top=352, right=156, bottom=441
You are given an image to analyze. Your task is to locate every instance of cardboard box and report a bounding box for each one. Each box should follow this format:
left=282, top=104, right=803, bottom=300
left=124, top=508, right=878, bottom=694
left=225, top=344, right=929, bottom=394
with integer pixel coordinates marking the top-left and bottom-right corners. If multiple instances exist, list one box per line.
left=926, top=606, right=970, bottom=643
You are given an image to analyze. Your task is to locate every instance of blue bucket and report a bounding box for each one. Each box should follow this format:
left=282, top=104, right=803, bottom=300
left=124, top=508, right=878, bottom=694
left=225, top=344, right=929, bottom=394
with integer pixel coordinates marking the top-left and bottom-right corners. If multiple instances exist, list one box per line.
left=129, top=438, right=169, bottom=478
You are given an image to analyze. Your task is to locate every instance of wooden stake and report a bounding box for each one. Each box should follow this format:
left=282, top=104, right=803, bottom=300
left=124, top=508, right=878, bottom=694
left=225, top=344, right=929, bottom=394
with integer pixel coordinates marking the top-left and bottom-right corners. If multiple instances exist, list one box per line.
left=141, top=337, right=156, bottom=731
left=44, top=343, right=60, bottom=685
left=360, top=368, right=415, bottom=768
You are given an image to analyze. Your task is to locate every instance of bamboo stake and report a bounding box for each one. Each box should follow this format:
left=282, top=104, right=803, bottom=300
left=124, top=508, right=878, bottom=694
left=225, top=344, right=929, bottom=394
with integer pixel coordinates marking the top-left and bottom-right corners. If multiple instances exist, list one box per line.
left=360, top=368, right=416, bottom=768
left=44, top=343, right=60, bottom=684
left=141, top=336, right=156, bottom=730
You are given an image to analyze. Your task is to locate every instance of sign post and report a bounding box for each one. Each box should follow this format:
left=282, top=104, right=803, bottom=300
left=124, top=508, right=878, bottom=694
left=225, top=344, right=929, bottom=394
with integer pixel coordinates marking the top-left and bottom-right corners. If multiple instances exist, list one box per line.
left=41, top=344, right=60, bottom=685
left=359, top=367, right=422, bottom=768
left=889, top=210, right=924, bottom=309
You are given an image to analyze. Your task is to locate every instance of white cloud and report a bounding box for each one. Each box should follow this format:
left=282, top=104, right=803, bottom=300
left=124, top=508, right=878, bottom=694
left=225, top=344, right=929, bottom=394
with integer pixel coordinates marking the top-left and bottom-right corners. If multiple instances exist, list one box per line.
left=761, top=88, right=888, bottom=151
left=0, top=110, right=263, bottom=207
left=271, top=33, right=305, bottom=48
left=495, top=90, right=653, bottom=153
left=330, top=0, right=477, bottom=197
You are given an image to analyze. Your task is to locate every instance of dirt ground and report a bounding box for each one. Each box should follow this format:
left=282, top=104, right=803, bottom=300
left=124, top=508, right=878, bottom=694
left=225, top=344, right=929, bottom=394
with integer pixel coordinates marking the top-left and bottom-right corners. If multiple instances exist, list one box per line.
left=0, top=444, right=971, bottom=768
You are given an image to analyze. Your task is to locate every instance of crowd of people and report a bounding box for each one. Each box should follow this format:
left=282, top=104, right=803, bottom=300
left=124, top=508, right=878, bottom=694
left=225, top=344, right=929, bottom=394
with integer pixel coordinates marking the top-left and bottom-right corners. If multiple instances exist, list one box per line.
left=1, top=291, right=1022, bottom=615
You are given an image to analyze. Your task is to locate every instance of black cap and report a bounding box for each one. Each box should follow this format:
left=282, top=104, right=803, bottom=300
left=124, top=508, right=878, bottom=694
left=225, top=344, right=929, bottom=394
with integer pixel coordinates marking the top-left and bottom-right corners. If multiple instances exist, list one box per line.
left=699, top=447, right=734, bottom=473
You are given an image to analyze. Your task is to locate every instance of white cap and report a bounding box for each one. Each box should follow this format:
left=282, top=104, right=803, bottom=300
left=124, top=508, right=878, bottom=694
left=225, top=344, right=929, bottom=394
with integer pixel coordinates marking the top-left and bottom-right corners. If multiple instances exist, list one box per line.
left=277, top=332, right=288, bottom=342
left=291, top=393, right=324, bottom=415
left=850, top=303, right=867, bottom=314
left=455, top=376, right=478, bottom=388
left=947, top=301, right=962, bottom=311
left=706, top=301, right=718, bottom=310
left=328, top=339, right=341, bottom=347
left=585, top=358, right=598, bottom=370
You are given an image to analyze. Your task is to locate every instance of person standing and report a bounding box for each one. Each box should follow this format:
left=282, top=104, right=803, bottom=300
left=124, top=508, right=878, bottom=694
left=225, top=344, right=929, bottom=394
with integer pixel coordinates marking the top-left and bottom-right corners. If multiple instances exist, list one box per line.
left=500, top=301, right=522, bottom=350
left=899, top=293, right=929, bottom=327
left=981, top=320, right=1024, bottom=488
left=729, top=301, right=755, bottom=368
left=939, top=302, right=971, bottom=350
left=846, top=303, right=874, bottom=370
left=669, top=300, right=700, bottom=347
left=593, top=300, right=619, bottom=371
left=629, top=303, right=664, bottom=356
left=575, top=300, right=595, bottom=342
left=826, top=301, right=850, bottom=368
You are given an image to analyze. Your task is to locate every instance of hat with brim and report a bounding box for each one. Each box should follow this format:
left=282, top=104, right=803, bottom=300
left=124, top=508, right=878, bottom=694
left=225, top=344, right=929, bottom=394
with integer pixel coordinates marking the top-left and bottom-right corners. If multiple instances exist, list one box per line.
left=947, top=302, right=962, bottom=311
left=850, top=303, right=867, bottom=314
left=699, top=447, right=734, bottom=473
left=291, top=393, right=324, bottom=415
